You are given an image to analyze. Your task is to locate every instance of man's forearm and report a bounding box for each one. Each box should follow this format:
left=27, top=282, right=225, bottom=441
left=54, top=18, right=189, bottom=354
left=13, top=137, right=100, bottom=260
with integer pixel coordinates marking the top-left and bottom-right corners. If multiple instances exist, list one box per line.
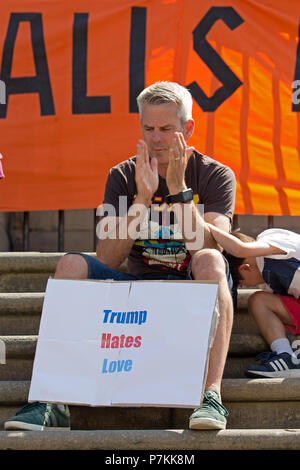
left=96, top=200, right=149, bottom=269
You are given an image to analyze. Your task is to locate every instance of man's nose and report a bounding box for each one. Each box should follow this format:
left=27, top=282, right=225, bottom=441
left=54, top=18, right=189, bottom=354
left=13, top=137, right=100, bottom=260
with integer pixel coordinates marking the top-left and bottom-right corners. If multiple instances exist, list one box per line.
left=152, top=131, right=162, bottom=143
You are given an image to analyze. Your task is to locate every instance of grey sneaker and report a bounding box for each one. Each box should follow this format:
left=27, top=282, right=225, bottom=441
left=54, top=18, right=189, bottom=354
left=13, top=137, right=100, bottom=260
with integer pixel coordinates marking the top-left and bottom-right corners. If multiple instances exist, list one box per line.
left=4, top=402, right=70, bottom=431
left=189, top=390, right=228, bottom=430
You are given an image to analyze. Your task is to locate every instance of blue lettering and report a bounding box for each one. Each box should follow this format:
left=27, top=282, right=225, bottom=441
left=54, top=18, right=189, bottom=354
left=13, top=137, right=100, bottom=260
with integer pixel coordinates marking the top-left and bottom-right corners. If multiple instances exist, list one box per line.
left=101, top=358, right=133, bottom=373
left=139, top=310, right=147, bottom=325
left=110, top=311, right=118, bottom=323
left=109, top=361, right=116, bottom=373
left=102, top=309, right=147, bottom=325
left=117, top=312, right=125, bottom=324
left=124, top=359, right=133, bottom=371
left=102, top=358, right=108, bottom=373
left=103, top=310, right=111, bottom=323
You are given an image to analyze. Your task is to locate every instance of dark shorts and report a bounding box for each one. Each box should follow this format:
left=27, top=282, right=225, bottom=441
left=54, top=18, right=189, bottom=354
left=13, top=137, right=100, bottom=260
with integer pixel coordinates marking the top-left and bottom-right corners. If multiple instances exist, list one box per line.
left=67, top=252, right=237, bottom=311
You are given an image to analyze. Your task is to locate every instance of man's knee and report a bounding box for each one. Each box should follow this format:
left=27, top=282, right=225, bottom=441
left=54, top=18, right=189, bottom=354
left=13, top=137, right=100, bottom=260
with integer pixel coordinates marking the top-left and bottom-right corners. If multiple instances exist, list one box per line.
left=54, top=253, right=88, bottom=279
left=191, top=249, right=226, bottom=280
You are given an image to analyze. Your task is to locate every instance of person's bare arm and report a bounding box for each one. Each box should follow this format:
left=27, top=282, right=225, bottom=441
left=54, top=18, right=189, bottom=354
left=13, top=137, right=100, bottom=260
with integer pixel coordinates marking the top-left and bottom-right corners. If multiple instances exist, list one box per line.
left=96, top=141, right=158, bottom=269
left=207, top=223, right=287, bottom=258
left=96, top=208, right=147, bottom=269
left=203, top=211, right=231, bottom=249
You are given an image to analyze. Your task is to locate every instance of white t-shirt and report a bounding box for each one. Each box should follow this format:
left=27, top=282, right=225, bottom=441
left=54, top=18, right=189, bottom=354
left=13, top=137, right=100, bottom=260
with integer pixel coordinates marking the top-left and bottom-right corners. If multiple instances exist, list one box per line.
left=255, top=229, right=300, bottom=299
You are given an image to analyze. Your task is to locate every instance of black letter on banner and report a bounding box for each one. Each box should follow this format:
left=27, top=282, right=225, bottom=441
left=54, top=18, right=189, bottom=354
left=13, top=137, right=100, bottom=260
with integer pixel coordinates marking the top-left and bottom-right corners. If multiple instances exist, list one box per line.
left=0, top=13, right=55, bottom=118
left=188, top=7, right=244, bottom=112
left=292, top=21, right=300, bottom=112
left=73, top=13, right=111, bottom=114
left=129, top=7, right=146, bottom=113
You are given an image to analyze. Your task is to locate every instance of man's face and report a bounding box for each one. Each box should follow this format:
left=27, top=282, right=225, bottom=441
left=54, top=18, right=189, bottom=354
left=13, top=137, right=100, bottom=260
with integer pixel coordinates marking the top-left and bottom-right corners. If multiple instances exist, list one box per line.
left=140, top=103, right=193, bottom=166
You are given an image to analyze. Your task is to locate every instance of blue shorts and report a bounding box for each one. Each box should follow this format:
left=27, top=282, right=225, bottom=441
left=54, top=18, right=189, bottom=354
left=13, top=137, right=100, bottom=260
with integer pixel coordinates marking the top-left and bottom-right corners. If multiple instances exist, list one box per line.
left=66, top=252, right=237, bottom=311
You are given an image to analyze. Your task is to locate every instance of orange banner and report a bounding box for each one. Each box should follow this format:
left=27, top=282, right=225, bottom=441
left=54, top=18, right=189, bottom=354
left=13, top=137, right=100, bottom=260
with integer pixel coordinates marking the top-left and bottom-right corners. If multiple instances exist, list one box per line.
left=0, top=0, right=299, bottom=214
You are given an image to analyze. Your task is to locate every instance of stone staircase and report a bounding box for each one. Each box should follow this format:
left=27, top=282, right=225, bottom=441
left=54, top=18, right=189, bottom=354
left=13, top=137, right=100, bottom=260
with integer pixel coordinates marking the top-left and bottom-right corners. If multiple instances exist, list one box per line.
left=0, top=252, right=300, bottom=450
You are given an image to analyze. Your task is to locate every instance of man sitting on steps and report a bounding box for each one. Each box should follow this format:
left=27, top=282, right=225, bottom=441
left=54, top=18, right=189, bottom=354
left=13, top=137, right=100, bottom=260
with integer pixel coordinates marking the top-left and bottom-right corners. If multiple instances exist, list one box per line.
left=5, top=81, right=236, bottom=431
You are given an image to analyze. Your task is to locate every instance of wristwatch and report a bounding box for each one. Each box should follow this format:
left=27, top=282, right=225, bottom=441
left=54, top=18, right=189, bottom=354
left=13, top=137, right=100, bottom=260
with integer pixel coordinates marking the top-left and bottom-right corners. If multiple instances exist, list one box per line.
left=165, top=188, right=193, bottom=204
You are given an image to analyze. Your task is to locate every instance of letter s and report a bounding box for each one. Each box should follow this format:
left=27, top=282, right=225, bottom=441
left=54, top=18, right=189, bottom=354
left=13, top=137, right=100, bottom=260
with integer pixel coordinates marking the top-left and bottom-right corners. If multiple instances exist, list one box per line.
left=188, top=7, right=244, bottom=112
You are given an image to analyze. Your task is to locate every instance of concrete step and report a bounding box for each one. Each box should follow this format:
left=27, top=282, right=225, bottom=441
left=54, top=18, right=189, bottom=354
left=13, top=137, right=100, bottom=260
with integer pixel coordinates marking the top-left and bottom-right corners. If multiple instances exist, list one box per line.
left=0, top=290, right=258, bottom=336
left=0, top=252, right=127, bottom=292
left=0, top=293, right=43, bottom=335
left=0, top=252, right=62, bottom=293
left=0, top=429, right=300, bottom=450
left=1, top=379, right=300, bottom=431
left=0, top=356, right=258, bottom=380
left=0, top=334, right=270, bottom=380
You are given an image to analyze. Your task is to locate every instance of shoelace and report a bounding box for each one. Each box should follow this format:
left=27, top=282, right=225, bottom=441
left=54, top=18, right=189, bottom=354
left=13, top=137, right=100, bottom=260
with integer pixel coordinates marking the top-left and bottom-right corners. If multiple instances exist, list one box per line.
left=15, top=402, right=47, bottom=416
left=254, top=351, right=277, bottom=363
left=203, top=392, right=229, bottom=417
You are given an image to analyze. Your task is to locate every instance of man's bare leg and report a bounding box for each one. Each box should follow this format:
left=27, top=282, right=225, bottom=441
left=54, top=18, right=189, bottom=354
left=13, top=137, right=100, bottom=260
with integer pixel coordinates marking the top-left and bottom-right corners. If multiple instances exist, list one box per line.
left=189, top=249, right=233, bottom=430
left=191, top=249, right=233, bottom=396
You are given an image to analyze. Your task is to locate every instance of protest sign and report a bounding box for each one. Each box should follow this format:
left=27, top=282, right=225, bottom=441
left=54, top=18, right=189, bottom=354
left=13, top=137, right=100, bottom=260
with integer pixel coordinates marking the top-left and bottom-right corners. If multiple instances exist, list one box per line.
left=29, top=278, right=219, bottom=407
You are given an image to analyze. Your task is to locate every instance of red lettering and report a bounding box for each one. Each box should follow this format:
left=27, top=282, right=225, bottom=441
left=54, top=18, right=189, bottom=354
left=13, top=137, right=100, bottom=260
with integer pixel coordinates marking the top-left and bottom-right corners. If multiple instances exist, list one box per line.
left=101, top=333, right=111, bottom=348
left=125, top=336, right=134, bottom=347
left=119, top=334, right=125, bottom=348
left=100, top=333, right=142, bottom=348
left=111, top=335, right=119, bottom=348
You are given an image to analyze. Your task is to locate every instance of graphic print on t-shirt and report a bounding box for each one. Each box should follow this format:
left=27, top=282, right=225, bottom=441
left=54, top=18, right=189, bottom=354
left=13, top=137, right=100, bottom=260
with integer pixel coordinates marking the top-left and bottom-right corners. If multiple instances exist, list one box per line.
left=132, top=197, right=197, bottom=272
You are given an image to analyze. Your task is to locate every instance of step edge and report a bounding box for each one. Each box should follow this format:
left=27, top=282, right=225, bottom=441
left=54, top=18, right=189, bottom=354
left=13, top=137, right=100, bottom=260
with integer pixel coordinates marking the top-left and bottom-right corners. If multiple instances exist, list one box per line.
left=1, top=379, right=300, bottom=404
left=0, top=428, right=300, bottom=450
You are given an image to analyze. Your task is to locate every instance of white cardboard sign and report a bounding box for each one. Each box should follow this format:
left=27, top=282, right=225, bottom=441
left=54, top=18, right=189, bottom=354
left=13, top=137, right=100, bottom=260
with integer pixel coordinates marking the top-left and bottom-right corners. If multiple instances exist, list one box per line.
left=29, top=278, right=219, bottom=408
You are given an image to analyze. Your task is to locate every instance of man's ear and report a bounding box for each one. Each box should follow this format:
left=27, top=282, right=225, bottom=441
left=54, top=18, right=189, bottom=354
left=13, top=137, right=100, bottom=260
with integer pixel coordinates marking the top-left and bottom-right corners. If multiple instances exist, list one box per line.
left=184, top=119, right=195, bottom=140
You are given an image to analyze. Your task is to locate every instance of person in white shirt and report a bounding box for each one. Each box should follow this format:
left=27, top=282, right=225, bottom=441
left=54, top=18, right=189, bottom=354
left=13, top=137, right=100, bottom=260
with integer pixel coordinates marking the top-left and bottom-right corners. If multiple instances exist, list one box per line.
left=207, top=224, right=300, bottom=378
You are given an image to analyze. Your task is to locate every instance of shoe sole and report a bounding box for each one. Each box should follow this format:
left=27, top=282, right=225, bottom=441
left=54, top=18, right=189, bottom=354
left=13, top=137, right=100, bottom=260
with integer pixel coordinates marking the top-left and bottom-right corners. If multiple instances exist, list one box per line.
left=189, top=417, right=226, bottom=430
left=4, top=421, right=71, bottom=431
left=245, top=369, right=300, bottom=379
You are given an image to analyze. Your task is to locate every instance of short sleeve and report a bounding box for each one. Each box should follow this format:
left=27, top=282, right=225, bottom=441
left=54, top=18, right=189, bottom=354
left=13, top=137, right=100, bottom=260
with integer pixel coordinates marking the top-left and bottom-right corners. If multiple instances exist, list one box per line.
left=202, top=165, right=236, bottom=221
left=102, top=161, right=136, bottom=217
left=257, top=229, right=300, bottom=260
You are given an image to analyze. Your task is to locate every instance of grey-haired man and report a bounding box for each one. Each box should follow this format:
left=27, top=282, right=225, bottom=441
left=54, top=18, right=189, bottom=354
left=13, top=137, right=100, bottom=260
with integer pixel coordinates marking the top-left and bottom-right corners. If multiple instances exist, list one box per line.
left=5, top=82, right=236, bottom=431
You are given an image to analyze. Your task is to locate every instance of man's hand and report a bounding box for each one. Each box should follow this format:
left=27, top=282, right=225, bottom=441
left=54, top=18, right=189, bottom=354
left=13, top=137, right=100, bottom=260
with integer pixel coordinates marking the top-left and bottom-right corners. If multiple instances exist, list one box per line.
left=135, top=140, right=159, bottom=206
left=166, top=132, right=194, bottom=195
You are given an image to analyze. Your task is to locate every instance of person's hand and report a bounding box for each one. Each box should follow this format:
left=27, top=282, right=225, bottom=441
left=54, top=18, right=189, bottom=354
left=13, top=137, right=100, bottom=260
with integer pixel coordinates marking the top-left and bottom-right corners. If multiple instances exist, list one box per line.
left=135, top=140, right=159, bottom=206
left=166, top=132, right=194, bottom=195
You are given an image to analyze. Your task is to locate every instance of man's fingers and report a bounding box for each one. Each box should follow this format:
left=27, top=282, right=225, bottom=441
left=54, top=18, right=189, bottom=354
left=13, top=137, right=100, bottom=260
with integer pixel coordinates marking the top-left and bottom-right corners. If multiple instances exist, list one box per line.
left=177, top=133, right=194, bottom=161
left=170, top=134, right=181, bottom=162
left=177, top=132, right=186, bottom=152
left=141, top=140, right=149, bottom=163
left=169, top=148, right=178, bottom=164
left=137, top=140, right=151, bottom=171
left=150, top=156, right=158, bottom=175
